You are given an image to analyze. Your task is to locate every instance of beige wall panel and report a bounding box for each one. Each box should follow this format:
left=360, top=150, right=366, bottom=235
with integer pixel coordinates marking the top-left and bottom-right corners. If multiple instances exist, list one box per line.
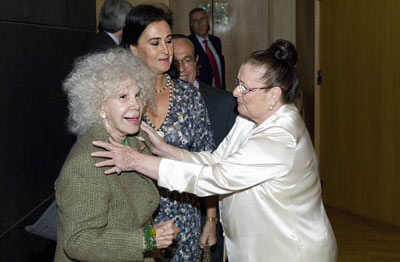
left=218, top=0, right=270, bottom=91
left=270, top=0, right=296, bottom=44
left=320, top=0, right=400, bottom=226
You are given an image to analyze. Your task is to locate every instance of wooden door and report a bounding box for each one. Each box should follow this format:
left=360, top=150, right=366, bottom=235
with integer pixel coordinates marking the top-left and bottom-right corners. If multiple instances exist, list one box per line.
left=170, top=0, right=295, bottom=91
left=318, top=0, right=400, bottom=226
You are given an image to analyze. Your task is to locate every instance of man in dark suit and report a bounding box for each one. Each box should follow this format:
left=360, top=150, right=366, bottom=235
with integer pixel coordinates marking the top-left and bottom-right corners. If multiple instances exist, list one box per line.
left=188, top=7, right=226, bottom=90
left=84, top=0, right=132, bottom=54
left=172, top=34, right=237, bottom=262
left=172, top=34, right=236, bottom=146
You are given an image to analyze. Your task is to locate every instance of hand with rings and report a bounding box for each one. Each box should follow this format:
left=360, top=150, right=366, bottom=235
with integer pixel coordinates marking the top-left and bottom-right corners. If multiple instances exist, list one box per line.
left=91, top=137, right=140, bottom=175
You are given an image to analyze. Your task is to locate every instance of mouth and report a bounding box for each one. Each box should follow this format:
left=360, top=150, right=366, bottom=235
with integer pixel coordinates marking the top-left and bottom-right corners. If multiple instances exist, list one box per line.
left=124, top=115, right=140, bottom=125
left=159, top=58, right=170, bottom=63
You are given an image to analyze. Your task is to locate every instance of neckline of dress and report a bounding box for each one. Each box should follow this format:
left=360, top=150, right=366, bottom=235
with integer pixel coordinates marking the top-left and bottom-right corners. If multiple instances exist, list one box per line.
left=145, top=77, right=174, bottom=138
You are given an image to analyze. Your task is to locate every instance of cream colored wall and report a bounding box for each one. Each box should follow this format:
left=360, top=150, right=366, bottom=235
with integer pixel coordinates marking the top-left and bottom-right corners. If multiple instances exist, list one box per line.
left=269, top=0, right=296, bottom=44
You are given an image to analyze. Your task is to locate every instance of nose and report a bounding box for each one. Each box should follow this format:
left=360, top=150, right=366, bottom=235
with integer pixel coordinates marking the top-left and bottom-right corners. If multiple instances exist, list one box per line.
left=232, top=84, right=242, bottom=98
left=178, top=61, right=185, bottom=72
left=160, top=41, right=169, bottom=54
left=129, top=96, right=141, bottom=110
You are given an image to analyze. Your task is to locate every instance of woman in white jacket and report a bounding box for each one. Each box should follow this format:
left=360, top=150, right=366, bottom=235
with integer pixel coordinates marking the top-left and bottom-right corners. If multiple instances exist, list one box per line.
left=92, top=39, right=338, bottom=262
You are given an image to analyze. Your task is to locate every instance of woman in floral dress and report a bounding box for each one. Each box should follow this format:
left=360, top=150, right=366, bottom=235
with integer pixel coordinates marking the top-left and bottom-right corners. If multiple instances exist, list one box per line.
left=121, top=4, right=215, bottom=261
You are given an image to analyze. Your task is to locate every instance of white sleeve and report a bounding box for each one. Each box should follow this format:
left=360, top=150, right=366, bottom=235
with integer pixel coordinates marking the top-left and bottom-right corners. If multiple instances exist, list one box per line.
left=158, top=126, right=296, bottom=197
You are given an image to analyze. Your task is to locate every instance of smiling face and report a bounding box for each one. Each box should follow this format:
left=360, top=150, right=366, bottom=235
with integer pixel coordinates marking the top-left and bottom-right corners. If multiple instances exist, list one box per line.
left=129, top=20, right=173, bottom=74
left=233, top=63, right=275, bottom=125
left=173, top=38, right=197, bottom=84
left=101, top=78, right=143, bottom=143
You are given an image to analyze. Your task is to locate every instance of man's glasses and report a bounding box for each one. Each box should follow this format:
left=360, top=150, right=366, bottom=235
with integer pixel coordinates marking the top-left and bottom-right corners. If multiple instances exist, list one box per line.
left=234, top=78, right=270, bottom=94
left=174, top=57, right=195, bottom=68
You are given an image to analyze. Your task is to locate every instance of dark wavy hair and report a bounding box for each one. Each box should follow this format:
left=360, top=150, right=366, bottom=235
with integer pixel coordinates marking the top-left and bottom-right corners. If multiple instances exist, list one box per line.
left=122, top=4, right=173, bottom=47
left=243, top=39, right=299, bottom=103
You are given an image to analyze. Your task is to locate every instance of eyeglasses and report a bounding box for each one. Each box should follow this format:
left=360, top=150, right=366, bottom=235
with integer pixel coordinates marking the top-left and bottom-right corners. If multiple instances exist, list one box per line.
left=174, top=57, right=195, bottom=68
left=234, top=78, right=270, bottom=94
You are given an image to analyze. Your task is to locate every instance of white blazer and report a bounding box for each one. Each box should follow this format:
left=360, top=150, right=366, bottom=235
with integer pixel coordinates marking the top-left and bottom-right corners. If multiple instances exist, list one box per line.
left=159, top=104, right=337, bottom=262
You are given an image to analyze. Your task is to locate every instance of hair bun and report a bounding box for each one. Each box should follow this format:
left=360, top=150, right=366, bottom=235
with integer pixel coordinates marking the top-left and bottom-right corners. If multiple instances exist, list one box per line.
left=268, top=39, right=297, bottom=67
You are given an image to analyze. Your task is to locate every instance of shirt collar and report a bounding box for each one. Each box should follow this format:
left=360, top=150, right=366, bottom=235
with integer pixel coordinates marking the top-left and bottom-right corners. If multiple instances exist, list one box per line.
left=105, top=31, right=120, bottom=45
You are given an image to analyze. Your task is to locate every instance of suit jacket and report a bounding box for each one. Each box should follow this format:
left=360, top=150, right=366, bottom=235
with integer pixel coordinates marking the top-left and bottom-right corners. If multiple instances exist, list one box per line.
left=55, top=125, right=159, bottom=262
left=158, top=104, right=337, bottom=262
left=84, top=31, right=118, bottom=54
left=189, top=34, right=226, bottom=90
left=198, top=81, right=237, bottom=147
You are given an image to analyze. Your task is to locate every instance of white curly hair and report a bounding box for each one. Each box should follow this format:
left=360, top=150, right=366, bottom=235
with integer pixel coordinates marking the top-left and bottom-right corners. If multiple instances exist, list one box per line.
left=63, top=48, right=155, bottom=136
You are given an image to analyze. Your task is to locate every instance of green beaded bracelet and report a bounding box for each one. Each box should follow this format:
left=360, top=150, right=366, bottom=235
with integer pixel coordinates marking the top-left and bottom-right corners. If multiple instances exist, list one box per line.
left=143, top=221, right=157, bottom=252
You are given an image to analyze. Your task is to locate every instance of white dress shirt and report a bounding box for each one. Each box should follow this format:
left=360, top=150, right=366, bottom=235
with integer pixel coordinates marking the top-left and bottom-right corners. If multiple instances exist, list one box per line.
left=159, top=104, right=337, bottom=262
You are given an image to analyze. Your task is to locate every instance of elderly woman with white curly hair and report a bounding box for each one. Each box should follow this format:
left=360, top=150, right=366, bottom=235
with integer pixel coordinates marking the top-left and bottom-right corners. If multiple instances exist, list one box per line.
left=55, top=48, right=178, bottom=262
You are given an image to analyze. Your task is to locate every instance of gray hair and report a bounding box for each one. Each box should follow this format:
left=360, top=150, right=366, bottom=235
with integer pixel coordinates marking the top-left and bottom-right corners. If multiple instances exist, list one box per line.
left=63, top=48, right=154, bottom=136
left=98, top=0, right=132, bottom=33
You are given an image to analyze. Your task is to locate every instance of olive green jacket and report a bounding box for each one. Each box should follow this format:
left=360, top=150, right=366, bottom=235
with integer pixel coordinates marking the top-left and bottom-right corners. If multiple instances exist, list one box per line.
left=55, top=125, right=159, bottom=262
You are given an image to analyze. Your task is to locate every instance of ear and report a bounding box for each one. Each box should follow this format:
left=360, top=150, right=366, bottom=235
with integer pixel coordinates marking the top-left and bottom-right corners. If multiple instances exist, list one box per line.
left=99, top=104, right=107, bottom=118
left=195, top=54, right=199, bottom=63
left=129, top=44, right=138, bottom=56
left=269, top=86, right=282, bottom=104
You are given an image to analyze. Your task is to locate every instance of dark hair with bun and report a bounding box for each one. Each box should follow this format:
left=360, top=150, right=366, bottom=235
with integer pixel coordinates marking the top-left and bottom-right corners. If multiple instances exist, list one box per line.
left=122, top=4, right=173, bottom=47
left=243, top=39, right=299, bottom=103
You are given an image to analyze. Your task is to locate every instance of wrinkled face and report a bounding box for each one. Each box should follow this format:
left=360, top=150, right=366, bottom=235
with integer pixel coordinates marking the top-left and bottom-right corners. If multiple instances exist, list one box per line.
left=173, top=38, right=197, bottom=84
left=190, top=10, right=209, bottom=38
left=130, top=20, right=173, bottom=74
left=233, top=63, right=272, bottom=125
left=101, top=78, right=143, bottom=143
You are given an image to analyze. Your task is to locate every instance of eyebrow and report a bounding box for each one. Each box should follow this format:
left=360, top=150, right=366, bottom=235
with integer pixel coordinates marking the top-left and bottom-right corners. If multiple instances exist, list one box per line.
left=148, top=35, right=173, bottom=41
left=237, top=78, right=246, bottom=85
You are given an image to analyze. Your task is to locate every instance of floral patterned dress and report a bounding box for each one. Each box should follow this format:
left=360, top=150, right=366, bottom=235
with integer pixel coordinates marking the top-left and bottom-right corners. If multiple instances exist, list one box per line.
left=144, top=78, right=215, bottom=261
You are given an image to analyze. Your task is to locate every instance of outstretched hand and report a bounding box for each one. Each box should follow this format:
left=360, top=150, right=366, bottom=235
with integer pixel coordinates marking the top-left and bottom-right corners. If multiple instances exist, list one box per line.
left=91, top=137, right=139, bottom=174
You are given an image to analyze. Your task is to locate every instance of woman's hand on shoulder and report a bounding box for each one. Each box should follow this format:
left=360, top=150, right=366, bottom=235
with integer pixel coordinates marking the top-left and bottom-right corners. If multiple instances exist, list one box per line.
left=91, top=137, right=140, bottom=174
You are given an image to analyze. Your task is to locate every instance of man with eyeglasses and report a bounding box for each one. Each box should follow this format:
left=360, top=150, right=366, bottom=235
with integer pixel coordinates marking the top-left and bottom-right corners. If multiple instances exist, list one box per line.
left=172, top=34, right=236, bottom=262
left=188, top=7, right=226, bottom=90
left=172, top=34, right=237, bottom=147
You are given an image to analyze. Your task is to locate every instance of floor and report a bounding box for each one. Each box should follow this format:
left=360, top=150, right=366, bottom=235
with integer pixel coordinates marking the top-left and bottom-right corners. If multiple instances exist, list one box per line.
left=326, top=206, right=400, bottom=262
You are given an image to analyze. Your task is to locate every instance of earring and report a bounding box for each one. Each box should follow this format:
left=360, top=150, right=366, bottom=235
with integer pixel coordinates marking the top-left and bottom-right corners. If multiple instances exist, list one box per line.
left=268, top=105, right=273, bottom=111
left=100, top=113, right=106, bottom=119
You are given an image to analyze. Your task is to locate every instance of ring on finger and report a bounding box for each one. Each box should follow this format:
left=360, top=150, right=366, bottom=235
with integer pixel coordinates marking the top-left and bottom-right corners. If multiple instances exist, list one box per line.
left=116, top=167, right=122, bottom=175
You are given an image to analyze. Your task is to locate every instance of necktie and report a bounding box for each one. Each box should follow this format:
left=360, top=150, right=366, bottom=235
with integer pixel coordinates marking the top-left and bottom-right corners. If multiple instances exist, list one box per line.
left=203, top=39, right=221, bottom=88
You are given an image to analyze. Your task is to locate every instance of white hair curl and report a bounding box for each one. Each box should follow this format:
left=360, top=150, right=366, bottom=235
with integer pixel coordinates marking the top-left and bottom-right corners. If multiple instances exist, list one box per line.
left=63, top=48, right=155, bottom=136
